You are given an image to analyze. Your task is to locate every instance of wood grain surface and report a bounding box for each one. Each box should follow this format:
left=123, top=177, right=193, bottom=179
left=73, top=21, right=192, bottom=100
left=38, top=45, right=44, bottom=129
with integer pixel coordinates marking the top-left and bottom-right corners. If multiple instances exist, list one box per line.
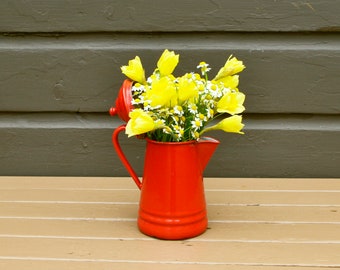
left=0, top=0, right=339, bottom=32
left=0, top=177, right=339, bottom=269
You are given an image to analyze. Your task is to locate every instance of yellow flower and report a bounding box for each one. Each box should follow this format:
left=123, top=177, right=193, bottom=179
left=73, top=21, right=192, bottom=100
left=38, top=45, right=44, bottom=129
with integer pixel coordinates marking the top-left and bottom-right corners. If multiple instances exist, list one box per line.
left=217, top=91, right=245, bottom=115
left=145, top=77, right=177, bottom=108
left=216, top=75, right=239, bottom=90
left=214, top=115, right=245, bottom=134
left=121, top=56, right=146, bottom=84
left=157, top=49, right=179, bottom=76
left=213, top=56, right=245, bottom=81
left=125, top=109, right=161, bottom=137
left=200, top=115, right=245, bottom=135
left=177, top=76, right=199, bottom=104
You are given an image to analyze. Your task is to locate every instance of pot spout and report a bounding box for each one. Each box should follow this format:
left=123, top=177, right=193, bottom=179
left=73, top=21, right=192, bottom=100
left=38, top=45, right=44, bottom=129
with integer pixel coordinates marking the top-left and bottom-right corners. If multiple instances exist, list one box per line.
left=197, top=137, right=220, bottom=171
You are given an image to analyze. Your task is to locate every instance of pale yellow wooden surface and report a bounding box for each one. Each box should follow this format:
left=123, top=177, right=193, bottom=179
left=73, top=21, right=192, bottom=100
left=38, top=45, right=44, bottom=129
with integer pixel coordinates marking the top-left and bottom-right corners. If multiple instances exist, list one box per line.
left=0, top=177, right=340, bottom=269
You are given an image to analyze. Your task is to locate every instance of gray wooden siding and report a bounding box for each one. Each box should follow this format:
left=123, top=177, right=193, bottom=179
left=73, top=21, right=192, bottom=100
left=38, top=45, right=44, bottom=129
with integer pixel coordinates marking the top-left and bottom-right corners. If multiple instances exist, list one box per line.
left=1, top=1, right=339, bottom=177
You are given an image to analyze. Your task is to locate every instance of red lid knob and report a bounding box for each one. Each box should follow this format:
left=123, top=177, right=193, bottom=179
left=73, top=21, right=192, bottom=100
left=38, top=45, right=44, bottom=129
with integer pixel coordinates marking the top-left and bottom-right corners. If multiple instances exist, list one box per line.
left=109, top=107, right=117, bottom=116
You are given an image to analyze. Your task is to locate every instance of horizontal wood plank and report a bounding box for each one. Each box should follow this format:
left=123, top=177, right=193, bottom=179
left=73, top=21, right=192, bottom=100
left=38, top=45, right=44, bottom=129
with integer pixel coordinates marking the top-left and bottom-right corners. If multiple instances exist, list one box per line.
left=1, top=113, right=339, bottom=177
left=2, top=176, right=340, bottom=190
left=1, top=237, right=340, bottom=266
left=0, top=176, right=339, bottom=269
left=0, top=33, right=339, bottom=113
left=1, top=219, right=340, bottom=243
left=1, top=189, right=340, bottom=208
left=1, top=202, right=340, bottom=223
left=0, top=0, right=339, bottom=32
left=0, top=261, right=326, bottom=270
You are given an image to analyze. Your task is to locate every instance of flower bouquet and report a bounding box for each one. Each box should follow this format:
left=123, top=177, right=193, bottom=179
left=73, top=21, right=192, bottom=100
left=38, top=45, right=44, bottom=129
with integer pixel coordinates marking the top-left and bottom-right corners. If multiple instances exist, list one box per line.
left=120, top=49, right=246, bottom=142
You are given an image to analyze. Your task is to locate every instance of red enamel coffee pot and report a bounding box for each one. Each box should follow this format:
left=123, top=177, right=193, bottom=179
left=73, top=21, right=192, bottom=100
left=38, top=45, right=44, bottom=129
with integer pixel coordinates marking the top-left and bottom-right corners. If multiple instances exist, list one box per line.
left=110, top=80, right=220, bottom=240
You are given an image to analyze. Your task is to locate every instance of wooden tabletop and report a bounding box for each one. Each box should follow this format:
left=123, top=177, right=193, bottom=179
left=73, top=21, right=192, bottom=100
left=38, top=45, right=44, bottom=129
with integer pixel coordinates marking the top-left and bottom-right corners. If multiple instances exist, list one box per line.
left=0, top=177, right=340, bottom=269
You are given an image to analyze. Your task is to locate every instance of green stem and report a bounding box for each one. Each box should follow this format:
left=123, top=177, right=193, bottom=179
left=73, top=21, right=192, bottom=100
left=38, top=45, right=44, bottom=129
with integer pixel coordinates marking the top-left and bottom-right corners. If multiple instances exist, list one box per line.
left=199, top=126, right=214, bottom=136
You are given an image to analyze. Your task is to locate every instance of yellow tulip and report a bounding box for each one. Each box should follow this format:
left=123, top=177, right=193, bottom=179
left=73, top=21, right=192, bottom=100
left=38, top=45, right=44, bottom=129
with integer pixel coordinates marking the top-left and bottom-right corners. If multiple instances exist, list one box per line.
left=177, top=76, right=199, bottom=104
left=145, top=77, right=177, bottom=108
left=125, top=109, right=160, bottom=137
left=121, top=56, right=146, bottom=84
left=200, top=115, right=245, bottom=135
left=217, top=91, right=245, bottom=115
left=214, top=115, right=245, bottom=134
left=213, top=56, right=245, bottom=81
left=216, top=75, right=239, bottom=90
left=157, top=49, right=179, bottom=76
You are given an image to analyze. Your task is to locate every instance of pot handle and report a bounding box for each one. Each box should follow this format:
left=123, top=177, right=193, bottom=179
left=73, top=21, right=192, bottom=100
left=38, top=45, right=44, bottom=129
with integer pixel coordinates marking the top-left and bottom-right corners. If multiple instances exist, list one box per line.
left=112, top=125, right=142, bottom=190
